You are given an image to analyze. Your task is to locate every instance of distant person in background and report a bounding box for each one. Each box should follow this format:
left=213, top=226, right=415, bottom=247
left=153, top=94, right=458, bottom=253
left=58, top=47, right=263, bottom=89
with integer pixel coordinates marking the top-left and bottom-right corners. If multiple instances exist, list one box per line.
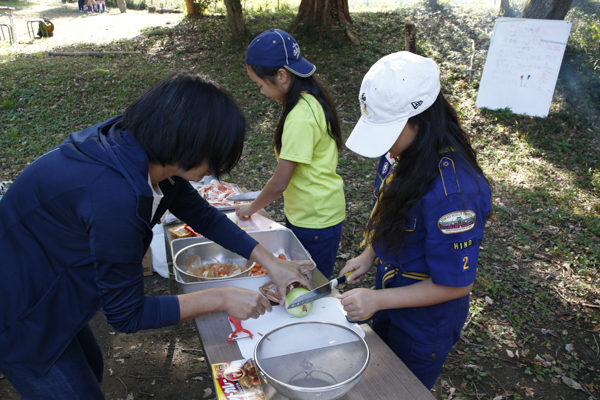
left=96, top=0, right=105, bottom=13
left=338, top=51, right=492, bottom=390
left=86, top=0, right=96, bottom=13
left=78, top=0, right=85, bottom=12
left=0, top=71, right=311, bottom=399
left=236, top=29, right=346, bottom=279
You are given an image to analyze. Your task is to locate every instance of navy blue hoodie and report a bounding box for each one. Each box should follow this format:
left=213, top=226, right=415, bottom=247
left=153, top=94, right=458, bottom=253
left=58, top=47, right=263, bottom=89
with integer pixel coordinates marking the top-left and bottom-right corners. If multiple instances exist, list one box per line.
left=0, top=117, right=257, bottom=377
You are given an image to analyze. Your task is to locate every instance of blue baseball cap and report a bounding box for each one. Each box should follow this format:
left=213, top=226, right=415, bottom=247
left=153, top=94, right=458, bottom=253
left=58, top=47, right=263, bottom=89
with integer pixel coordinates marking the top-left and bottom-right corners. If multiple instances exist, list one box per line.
left=246, top=29, right=316, bottom=78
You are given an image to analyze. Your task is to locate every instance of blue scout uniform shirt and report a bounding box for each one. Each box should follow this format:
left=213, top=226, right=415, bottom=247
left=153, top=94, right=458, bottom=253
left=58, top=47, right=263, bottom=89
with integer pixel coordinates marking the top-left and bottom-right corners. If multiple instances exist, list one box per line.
left=362, top=149, right=491, bottom=389
left=365, top=148, right=491, bottom=295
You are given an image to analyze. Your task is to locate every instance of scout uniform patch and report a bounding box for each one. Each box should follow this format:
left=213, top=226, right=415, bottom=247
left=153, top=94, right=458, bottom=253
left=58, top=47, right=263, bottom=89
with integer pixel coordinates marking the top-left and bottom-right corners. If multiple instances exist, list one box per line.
left=437, top=210, right=476, bottom=234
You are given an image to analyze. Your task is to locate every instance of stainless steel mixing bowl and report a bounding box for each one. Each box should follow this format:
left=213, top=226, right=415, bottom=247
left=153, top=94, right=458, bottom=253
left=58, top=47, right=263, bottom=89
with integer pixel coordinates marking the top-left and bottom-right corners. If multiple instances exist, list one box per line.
left=173, top=241, right=254, bottom=282
left=254, top=321, right=369, bottom=400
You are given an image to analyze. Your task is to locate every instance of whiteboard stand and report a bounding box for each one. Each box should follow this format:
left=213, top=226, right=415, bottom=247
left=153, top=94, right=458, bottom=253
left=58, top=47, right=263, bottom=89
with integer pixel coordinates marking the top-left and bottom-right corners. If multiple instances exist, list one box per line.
left=475, top=18, right=572, bottom=118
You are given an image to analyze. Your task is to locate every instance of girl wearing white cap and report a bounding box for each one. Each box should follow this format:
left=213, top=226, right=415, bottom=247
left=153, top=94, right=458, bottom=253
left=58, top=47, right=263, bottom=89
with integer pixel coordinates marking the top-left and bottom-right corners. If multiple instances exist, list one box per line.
left=338, top=51, right=492, bottom=389
left=236, top=29, right=346, bottom=279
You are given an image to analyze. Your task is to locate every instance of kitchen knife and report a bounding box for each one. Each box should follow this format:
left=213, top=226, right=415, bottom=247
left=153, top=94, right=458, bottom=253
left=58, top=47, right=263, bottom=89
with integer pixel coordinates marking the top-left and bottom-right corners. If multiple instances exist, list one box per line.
left=287, top=271, right=354, bottom=309
left=226, top=191, right=261, bottom=202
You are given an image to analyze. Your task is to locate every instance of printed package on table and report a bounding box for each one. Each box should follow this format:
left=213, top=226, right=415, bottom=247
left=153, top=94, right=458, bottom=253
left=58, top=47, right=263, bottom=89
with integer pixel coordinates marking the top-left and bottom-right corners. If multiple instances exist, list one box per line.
left=212, top=358, right=266, bottom=400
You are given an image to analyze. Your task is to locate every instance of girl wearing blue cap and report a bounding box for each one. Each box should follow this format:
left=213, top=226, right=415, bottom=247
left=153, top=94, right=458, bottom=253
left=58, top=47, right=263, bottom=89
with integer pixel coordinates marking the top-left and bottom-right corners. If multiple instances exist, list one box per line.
left=236, top=29, right=345, bottom=279
left=338, top=51, right=492, bottom=390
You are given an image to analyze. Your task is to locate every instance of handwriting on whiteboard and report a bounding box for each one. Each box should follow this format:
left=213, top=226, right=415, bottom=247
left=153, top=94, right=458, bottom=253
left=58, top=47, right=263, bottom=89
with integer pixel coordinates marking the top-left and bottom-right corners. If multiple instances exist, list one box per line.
left=476, top=18, right=572, bottom=118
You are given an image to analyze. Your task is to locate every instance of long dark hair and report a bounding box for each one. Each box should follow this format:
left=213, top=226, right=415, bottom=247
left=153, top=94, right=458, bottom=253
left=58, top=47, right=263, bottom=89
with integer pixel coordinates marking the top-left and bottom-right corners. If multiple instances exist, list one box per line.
left=367, top=93, right=489, bottom=258
left=248, top=65, right=343, bottom=154
left=122, top=71, right=245, bottom=179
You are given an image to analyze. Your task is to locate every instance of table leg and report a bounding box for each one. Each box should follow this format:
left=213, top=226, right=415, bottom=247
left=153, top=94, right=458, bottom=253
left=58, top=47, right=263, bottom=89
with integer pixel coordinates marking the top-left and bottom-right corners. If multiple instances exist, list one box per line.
left=0, top=10, right=16, bottom=41
left=10, top=14, right=15, bottom=40
left=163, top=228, right=179, bottom=295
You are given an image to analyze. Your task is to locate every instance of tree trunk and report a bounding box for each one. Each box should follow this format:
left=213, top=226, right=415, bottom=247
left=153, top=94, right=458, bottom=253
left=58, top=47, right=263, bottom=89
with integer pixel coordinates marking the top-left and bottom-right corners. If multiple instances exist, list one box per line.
left=223, top=0, right=245, bottom=39
left=522, top=0, right=573, bottom=20
left=499, top=0, right=515, bottom=17
left=116, top=0, right=127, bottom=13
left=292, top=0, right=359, bottom=45
left=404, top=22, right=416, bottom=54
left=184, top=0, right=197, bottom=15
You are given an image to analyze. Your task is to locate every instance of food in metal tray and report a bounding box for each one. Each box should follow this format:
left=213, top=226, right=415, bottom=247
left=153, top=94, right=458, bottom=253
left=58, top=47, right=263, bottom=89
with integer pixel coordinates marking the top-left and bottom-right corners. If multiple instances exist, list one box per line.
left=247, top=263, right=268, bottom=276
left=186, top=254, right=247, bottom=278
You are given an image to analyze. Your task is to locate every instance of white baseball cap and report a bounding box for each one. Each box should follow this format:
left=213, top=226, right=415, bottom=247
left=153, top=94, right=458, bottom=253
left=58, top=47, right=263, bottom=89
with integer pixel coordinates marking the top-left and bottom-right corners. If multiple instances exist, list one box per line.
left=345, top=51, right=441, bottom=158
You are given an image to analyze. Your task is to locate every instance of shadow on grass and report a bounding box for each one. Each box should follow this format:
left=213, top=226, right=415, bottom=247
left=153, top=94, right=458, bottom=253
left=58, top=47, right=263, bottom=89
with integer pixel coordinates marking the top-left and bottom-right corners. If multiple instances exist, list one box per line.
left=572, top=0, right=600, bottom=15
left=0, top=0, right=37, bottom=10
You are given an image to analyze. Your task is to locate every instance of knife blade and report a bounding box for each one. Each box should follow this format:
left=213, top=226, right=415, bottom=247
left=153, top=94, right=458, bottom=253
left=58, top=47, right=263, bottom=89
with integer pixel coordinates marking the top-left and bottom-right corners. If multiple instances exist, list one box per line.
left=226, top=191, right=261, bottom=202
left=287, top=271, right=354, bottom=309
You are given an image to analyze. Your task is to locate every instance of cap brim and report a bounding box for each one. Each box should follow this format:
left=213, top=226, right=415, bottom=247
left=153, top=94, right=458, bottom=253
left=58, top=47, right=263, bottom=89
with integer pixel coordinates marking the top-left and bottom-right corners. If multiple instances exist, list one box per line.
left=284, top=58, right=316, bottom=78
left=345, top=116, right=408, bottom=158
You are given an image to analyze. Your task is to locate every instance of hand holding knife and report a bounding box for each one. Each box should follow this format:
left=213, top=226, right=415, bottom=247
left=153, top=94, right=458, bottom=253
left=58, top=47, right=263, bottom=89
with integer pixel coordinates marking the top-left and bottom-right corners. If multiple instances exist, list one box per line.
left=287, top=271, right=354, bottom=309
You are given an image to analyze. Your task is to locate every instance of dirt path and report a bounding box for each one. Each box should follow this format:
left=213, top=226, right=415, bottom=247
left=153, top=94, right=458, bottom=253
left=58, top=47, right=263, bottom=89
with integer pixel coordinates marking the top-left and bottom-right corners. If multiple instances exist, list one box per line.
left=2, top=0, right=184, bottom=52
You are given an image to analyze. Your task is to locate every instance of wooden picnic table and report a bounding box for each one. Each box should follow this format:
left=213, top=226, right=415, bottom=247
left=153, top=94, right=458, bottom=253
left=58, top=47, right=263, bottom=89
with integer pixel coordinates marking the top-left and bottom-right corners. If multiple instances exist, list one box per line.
left=161, top=211, right=436, bottom=400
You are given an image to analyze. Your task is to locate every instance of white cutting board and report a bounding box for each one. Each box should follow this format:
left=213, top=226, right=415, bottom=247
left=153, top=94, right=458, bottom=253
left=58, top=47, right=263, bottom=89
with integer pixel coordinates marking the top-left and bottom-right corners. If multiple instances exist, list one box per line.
left=230, top=297, right=365, bottom=359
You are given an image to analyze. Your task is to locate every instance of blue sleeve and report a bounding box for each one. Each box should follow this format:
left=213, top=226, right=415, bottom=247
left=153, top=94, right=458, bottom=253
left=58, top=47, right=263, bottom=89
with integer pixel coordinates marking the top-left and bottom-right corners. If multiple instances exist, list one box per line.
left=423, top=175, right=491, bottom=287
left=166, top=179, right=259, bottom=259
left=83, top=175, right=181, bottom=333
left=423, top=197, right=481, bottom=287
left=96, top=260, right=180, bottom=333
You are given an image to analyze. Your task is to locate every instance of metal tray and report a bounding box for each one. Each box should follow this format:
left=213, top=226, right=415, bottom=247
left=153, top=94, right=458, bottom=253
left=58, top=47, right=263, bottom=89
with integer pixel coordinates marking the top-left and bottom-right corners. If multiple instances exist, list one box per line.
left=172, top=228, right=314, bottom=294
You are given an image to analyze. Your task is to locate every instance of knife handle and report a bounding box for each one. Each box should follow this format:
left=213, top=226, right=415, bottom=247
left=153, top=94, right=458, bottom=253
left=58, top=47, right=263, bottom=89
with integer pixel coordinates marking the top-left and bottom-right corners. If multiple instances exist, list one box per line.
left=333, top=271, right=354, bottom=288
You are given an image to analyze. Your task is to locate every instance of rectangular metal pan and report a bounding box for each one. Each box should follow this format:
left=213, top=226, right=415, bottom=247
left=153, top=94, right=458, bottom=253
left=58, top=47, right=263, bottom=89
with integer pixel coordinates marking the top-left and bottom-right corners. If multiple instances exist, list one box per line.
left=172, top=228, right=314, bottom=294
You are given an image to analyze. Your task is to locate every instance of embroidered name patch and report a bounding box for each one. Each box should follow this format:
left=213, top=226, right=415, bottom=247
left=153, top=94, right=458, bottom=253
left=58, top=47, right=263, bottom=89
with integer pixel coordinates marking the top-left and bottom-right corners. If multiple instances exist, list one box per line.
left=437, top=211, right=476, bottom=234
left=448, top=237, right=475, bottom=251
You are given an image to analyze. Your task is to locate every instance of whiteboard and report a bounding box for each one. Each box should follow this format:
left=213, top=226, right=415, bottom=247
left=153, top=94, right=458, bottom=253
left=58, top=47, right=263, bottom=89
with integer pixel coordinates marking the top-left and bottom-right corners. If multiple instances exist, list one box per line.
left=475, top=18, right=572, bottom=118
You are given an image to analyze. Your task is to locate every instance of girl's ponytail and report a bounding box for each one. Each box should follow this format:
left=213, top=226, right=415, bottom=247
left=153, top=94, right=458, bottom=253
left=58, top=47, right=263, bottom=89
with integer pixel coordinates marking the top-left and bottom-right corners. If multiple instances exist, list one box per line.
left=248, top=65, right=343, bottom=154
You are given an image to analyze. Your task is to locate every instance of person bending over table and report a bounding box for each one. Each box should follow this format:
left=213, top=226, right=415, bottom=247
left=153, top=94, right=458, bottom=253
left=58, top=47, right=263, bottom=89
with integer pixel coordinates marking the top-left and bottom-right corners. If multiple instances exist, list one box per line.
left=0, top=71, right=312, bottom=400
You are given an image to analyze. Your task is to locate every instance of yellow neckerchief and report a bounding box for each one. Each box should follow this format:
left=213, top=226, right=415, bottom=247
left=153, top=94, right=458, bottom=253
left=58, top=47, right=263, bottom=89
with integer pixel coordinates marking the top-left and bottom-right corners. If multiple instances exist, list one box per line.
left=360, top=154, right=398, bottom=248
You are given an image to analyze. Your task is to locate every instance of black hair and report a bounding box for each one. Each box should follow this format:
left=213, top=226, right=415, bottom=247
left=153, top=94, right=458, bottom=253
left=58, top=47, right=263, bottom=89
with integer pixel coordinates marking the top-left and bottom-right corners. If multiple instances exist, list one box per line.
left=122, top=71, right=245, bottom=179
left=366, top=92, right=490, bottom=259
left=248, top=65, right=343, bottom=154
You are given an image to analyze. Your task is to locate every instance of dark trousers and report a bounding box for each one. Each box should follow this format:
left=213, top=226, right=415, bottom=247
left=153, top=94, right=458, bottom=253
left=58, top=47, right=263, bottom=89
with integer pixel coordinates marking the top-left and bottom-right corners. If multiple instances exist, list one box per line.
left=0, top=324, right=105, bottom=399
left=285, top=219, right=343, bottom=279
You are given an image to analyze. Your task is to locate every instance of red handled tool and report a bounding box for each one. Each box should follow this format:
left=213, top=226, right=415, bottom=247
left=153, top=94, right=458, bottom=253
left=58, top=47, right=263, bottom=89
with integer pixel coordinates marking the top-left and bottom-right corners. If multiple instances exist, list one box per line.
left=184, top=225, right=201, bottom=237
left=227, top=315, right=253, bottom=342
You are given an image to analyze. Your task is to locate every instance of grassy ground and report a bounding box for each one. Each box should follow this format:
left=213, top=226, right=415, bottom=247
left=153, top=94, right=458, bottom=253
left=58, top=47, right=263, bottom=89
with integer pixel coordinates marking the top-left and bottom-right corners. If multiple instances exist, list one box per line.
left=1, top=1, right=600, bottom=399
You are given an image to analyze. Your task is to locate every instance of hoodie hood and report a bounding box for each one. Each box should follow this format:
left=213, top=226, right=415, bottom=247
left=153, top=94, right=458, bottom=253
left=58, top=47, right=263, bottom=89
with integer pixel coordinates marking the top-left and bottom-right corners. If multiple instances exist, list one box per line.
left=60, top=116, right=152, bottom=200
